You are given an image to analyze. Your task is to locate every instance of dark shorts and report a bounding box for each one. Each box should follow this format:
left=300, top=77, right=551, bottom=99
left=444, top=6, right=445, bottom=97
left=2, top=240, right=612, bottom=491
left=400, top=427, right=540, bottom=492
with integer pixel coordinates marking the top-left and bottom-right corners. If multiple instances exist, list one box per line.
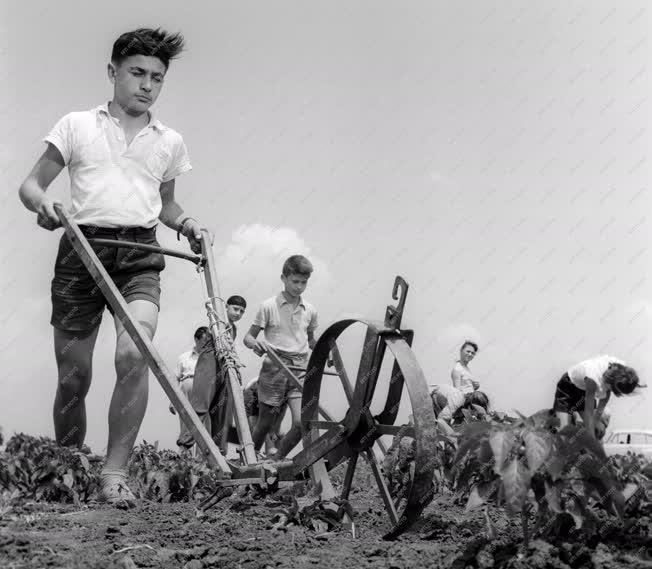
left=552, top=374, right=585, bottom=414
left=51, top=225, right=165, bottom=332
left=244, top=385, right=259, bottom=417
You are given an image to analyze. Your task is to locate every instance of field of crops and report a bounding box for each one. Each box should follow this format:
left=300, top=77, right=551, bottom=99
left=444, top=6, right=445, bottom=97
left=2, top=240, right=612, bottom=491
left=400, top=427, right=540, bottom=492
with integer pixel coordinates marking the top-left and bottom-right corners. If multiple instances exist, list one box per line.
left=0, top=412, right=651, bottom=569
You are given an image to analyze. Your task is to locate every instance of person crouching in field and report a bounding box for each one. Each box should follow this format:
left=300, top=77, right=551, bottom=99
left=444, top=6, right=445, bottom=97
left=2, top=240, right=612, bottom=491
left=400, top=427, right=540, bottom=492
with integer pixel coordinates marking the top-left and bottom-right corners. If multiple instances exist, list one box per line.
left=244, top=255, right=318, bottom=459
left=18, top=28, right=201, bottom=507
left=552, top=355, right=640, bottom=440
left=430, top=384, right=490, bottom=425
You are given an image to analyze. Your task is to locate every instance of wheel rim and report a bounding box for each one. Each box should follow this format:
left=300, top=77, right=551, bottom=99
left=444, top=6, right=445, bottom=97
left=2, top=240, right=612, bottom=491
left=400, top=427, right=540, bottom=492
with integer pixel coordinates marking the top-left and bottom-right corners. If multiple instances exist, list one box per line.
left=297, top=318, right=438, bottom=539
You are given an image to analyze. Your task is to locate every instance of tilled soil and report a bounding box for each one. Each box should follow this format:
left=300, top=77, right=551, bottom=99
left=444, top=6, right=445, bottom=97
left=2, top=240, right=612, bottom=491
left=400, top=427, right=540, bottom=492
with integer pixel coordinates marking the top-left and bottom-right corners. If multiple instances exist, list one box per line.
left=1, top=480, right=651, bottom=569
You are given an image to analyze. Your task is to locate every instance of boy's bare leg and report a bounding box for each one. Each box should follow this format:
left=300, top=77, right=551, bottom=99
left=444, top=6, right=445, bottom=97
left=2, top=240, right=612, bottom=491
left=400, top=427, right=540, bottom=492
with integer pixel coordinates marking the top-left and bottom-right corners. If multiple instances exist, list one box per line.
left=274, top=394, right=302, bottom=459
left=252, top=403, right=280, bottom=451
left=53, top=327, right=100, bottom=447
left=104, top=299, right=158, bottom=471
left=555, top=411, right=572, bottom=430
left=265, top=403, right=287, bottom=453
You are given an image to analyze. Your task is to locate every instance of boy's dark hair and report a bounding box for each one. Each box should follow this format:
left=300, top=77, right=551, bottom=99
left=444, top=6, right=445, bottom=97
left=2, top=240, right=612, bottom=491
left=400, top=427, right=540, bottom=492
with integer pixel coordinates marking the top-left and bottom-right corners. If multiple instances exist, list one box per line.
left=111, top=28, right=185, bottom=69
left=464, top=390, right=490, bottom=411
left=227, top=295, right=247, bottom=309
left=194, top=326, right=209, bottom=340
left=608, top=364, right=640, bottom=396
left=282, top=255, right=313, bottom=277
left=461, top=340, right=479, bottom=353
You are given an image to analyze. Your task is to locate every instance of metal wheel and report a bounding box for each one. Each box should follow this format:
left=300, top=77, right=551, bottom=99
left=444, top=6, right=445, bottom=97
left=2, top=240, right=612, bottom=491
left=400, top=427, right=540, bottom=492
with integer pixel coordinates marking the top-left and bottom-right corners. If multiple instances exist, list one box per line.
left=297, top=311, right=439, bottom=539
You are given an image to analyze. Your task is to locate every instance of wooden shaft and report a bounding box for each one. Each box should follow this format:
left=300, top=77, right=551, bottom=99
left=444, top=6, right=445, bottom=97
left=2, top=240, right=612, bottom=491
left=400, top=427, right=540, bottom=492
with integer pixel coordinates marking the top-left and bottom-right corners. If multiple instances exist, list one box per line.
left=200, top=229, right=257, bottom=465
left=54, top=205, right=230, bottom=474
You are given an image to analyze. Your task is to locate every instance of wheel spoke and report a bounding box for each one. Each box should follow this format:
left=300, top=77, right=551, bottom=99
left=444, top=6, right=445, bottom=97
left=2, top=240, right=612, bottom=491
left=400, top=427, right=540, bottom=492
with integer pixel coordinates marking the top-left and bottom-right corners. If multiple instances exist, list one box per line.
left=293, top=423, right=348, bottom=473
left=364, top=449, right=398, bottom=525
left=340, top=452, right=359, bottom=500
left=374, top=424, right=415, bottom=438
left=328, top=340, right=354, bottom=403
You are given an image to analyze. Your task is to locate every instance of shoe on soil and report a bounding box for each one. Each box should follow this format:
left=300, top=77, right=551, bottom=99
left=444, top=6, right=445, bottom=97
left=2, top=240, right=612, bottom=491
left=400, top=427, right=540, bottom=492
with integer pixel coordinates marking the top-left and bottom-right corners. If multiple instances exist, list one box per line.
left=99, top=470, right=136, bottom=509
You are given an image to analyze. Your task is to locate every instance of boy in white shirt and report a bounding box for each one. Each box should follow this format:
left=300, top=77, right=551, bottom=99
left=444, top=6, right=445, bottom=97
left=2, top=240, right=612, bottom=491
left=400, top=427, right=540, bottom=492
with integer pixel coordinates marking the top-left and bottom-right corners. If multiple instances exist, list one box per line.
left=451, top=341, right=480, bottom=394
left=18, top=28, right=202, bottom=506
left=552, top=355, right=640, bottom=439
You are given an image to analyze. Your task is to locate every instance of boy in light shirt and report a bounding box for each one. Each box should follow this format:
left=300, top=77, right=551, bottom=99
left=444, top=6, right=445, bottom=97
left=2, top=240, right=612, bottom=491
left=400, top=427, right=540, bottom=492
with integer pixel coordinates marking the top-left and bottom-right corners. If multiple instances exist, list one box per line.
left=18, top=28, right=202, bottom=506
left=244, top=255, right=318, bottom=458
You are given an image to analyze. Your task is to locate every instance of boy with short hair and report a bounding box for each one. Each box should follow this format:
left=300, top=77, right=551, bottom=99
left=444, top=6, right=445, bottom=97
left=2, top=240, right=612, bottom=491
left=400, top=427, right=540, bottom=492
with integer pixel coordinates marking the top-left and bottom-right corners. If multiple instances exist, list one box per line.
left=18, top=28, right=202, bottom=506
left=244, top=255, right=318, bottom=458
left=451, top=341, right=480, bottom=393
left=177, top=295, right=247, bottom=450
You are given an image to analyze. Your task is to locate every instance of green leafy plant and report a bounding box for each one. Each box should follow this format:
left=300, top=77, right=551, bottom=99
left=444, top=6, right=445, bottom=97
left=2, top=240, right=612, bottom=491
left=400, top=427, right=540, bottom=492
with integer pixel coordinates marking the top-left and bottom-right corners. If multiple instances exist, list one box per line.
left=0, top=433, right=101, bottom=505
left=382, top=422, right=456, bottom=508
left=127, top=441, right=221, bottom=503
left=608, top=451, right=651, bottom=516
left=449, top=409, right=626, bottom=547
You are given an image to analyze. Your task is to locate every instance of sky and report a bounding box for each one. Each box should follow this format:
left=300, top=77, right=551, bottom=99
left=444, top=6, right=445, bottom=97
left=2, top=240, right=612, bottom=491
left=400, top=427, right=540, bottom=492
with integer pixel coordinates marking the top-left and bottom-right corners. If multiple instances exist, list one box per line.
left=0, top=1, right=650, bottom=454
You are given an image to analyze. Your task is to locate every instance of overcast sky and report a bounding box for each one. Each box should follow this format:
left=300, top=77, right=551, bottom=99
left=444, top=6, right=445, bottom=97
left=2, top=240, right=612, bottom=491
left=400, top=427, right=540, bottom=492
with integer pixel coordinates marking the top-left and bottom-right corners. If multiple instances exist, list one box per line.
left=1, top=1, right=650, bottom=453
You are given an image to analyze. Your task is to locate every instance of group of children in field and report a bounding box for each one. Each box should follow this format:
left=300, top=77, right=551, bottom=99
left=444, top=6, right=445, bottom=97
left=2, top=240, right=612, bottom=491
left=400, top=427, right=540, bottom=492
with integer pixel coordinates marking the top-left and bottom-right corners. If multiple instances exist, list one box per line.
left=18, top=27, right=643, bottom=508
left=430, top=342, right=640, bottom=440
left=170, top=256, right=315, bottom=461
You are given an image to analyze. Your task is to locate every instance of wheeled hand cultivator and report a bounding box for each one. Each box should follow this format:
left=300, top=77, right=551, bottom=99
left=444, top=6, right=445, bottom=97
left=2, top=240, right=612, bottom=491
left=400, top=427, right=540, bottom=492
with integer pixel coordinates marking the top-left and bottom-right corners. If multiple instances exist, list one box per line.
left=55, top=206, right=439, bottom=539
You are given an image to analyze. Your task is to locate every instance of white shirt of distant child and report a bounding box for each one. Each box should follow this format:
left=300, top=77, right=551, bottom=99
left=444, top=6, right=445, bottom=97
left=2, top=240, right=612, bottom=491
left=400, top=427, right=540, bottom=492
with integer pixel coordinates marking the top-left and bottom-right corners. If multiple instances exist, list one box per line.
left=567, top=355, right=625, bottom=399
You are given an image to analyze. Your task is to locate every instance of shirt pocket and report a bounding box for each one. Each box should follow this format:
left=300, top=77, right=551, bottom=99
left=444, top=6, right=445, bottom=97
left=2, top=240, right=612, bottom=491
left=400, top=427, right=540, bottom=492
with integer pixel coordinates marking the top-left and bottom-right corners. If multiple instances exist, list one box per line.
left=145, top=149, right=169, bottom=181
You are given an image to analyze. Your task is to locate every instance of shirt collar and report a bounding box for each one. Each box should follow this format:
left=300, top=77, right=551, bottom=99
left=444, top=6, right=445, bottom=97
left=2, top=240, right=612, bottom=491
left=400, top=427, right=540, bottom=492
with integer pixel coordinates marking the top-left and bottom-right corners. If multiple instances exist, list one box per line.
left=95, top=102, right=167, bottom=132
left=277, top=291, right=305, bottom=309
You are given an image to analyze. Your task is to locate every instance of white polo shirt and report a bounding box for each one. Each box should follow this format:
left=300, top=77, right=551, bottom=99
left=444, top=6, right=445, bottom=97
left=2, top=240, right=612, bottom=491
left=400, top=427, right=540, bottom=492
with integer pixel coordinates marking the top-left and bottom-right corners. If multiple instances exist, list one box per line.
left=253, top=292, right=318, bottom=355
left=44, top=103, right=192, bottom=228
left=176, top=348, right=199, bottom=396
left=567, top=355, right=625, bottom=399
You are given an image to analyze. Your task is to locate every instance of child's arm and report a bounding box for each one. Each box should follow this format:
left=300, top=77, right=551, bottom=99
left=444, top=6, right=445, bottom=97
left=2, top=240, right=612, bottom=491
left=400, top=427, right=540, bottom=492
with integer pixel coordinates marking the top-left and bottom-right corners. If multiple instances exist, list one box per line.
left=244, top=325, right=267, bottom=357
left=307, top=328, right=317, bottom=350
left=158, top=179, right=202, bottom=253
left=18, top=144, right=66, bottom=230
left=594, top=391, right=611, bottom=422
left=583, top=379, right=598, bottom=437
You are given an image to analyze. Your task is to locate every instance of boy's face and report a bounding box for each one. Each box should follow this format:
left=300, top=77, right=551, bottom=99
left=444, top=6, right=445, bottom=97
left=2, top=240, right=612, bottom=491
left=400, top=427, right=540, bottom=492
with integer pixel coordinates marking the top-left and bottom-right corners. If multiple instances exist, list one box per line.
left=281, top=273, right=309, bottom=298
left=226, top=304, right=245, bottom=323
left=194, top=333, right=207, bottom=351
left=460, top=345, right=477, bottom=363
left=108, top=55, right=166, bottom=114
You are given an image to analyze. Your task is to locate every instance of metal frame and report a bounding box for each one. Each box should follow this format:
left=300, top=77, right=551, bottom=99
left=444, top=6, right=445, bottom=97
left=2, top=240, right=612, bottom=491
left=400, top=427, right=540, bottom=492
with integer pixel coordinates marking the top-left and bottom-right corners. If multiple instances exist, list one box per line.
left=54, top=206, right=439, bottom=538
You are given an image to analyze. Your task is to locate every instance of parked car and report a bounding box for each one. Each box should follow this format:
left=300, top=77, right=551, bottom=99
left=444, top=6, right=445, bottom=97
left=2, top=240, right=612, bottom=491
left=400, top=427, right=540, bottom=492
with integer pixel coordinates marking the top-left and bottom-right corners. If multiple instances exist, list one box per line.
left=603, top=429, right=652, bottom=459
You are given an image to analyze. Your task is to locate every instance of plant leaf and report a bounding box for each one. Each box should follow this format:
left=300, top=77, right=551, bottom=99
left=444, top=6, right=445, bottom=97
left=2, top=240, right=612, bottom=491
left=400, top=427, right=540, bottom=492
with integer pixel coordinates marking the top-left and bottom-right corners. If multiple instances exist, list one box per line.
left=565, top=495, right=584, bottom=529
left=62, top=472, right=74, bottom=489
left=465, top=479, right=500, bottom=511
left=489, top=430, right=516, bottom=474
left=78, top=455, right=90, bottom=472
left=544, top=480, right=563, bottom=513
left=523, top=430, right=552, bottom=474
left=465, top=486, right=486, bottom=511
left=500, top=458, right=530, bottom=513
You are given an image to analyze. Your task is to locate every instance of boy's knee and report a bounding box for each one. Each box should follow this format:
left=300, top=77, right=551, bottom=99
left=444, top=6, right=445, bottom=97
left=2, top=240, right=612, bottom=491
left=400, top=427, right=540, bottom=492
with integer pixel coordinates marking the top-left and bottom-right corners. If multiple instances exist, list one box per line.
left=57, top=361, right=91, bottom=395
left=115, top=345, right=147, bottom=378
